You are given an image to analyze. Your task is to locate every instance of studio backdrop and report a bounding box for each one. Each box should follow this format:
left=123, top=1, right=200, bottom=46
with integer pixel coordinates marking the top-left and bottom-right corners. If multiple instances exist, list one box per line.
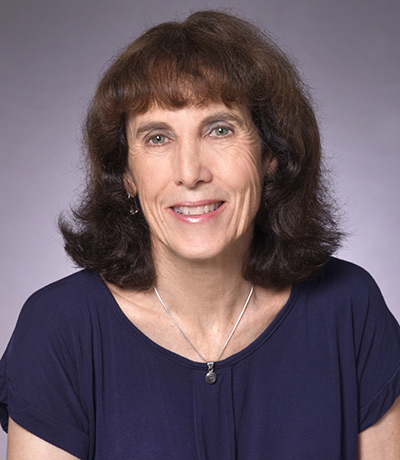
left=1, top=0, right=399, bottom=456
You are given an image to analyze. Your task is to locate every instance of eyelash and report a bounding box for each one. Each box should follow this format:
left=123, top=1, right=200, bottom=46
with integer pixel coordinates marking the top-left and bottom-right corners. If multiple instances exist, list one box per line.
left=144, top=124, right=234, bottom=147
left=147, top=134, right=168, bottom=145
left=208, top=126, right=233, bottom=137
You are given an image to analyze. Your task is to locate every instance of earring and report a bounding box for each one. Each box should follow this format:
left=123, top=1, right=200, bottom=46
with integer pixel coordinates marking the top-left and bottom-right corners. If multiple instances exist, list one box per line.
left=127, top=192, right=139, bottom=215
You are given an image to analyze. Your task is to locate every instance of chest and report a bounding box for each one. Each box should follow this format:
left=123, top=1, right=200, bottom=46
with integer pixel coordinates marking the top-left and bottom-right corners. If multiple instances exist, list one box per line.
left=86, top=316, right=359, bottom=460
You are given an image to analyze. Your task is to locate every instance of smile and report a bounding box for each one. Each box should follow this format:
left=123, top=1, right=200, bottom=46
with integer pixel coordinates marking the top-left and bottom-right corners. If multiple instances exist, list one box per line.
left=172, top=202, right=223, bottom=216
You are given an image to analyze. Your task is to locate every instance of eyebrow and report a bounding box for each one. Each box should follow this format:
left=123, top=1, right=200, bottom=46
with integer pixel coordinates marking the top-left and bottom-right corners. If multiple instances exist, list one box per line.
left=133, top=122, right=172, bottom=139
left=132, top=111, right=247, bottom=139
left=200, top=112, right=246, bottom=128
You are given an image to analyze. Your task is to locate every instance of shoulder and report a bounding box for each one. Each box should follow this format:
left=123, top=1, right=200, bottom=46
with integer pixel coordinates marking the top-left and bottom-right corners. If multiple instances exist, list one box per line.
left=4, top=270, right=108, bottom=382
left=26, top=269, right=99, bottom=305
left=319, top=256, right=377, bottom=286
left=305, top=258, right=400, bottom=356
left=1, top=273, right=99, bottom=456
left=307, top=257, right=384, bottom=303
left=12, top=270, right=104, bottom=341
left=299, top=257, right=395, bottom=338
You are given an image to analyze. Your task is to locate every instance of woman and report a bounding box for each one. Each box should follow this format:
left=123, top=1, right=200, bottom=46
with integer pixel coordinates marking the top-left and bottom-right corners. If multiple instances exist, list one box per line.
left=1, top=10, right=399, bottom=460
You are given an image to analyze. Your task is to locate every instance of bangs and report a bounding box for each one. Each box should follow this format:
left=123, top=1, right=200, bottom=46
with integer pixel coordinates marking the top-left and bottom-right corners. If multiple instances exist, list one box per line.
left=114, top=23, right=255, bottom=114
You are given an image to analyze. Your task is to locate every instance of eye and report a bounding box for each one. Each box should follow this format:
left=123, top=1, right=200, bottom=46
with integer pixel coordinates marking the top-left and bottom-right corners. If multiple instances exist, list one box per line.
left=210, top=126, right=232, bottom=137
left=147, top=134, right=167, bottom=145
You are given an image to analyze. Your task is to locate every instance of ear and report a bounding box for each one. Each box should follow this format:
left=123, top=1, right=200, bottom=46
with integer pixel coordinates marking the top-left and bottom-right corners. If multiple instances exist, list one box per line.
left=263, top=155, right=277, bottom=181
left=123, top=173, right=137, bottom=197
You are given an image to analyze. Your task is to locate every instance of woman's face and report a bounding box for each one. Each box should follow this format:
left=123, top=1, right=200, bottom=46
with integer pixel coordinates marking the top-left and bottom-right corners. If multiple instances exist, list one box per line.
left=126, top=101, right=265, bottom=264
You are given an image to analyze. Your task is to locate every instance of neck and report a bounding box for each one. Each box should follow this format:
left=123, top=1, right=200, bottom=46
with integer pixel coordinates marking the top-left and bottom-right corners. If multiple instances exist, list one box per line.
left=152, top=244, right=253, bottom=330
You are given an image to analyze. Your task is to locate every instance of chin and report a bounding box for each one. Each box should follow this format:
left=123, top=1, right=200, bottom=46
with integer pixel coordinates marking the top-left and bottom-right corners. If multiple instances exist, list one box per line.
left=153, top=228, right=252, bottom=264
left=174, top=246, right=225, bottom=262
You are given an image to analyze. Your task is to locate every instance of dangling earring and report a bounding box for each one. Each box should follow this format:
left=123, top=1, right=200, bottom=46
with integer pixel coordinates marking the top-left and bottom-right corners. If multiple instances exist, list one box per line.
left=127, top=192, right=139, bottom=215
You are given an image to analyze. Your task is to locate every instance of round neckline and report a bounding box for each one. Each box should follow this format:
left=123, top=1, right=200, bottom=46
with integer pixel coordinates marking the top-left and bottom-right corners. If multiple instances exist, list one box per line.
left=93, top=272, right=300, bottom=370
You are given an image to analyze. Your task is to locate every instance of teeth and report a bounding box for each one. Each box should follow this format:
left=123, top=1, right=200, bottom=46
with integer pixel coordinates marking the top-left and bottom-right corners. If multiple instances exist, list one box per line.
left=173, top=202, right=222, bottom=216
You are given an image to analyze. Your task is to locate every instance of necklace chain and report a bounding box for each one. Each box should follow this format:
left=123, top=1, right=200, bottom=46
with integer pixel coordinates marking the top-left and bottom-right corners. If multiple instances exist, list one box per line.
left=153, top=284, right=254, bottom=383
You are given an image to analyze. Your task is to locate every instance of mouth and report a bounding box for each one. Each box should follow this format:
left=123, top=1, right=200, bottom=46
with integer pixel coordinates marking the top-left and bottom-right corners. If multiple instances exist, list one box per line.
left=172, top=202, right=224, bottom=216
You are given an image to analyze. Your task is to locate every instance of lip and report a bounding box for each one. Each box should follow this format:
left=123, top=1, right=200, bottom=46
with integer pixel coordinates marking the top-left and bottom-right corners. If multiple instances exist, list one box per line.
left=169, top=200, right=225, bottom=223
left=170, top=200, right=223, bottom=207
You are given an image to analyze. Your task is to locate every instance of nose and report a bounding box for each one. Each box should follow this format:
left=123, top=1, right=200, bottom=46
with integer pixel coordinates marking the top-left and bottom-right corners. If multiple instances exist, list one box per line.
left=173, top=139, right=212, bottom=188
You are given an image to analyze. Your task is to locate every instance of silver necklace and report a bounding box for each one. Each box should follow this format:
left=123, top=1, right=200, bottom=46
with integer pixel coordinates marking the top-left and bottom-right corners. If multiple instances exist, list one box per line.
left=153, top=284, right=254, bottom=384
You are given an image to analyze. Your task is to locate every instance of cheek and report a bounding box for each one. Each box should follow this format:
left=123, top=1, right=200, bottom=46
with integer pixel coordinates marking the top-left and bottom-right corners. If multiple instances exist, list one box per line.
left=235, top=154, right=264, bottom=215
left=222, top=147, right=263, bottom=196
left=131, top=163, right=173, bottom=230
left=129, top=155, right=163, bottom=199
left=135, top=176, right=160, bottom=213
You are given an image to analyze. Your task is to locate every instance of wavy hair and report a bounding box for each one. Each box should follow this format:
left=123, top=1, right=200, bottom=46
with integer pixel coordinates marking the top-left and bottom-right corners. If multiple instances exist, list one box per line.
left=59, top=10, right=342, bottom=289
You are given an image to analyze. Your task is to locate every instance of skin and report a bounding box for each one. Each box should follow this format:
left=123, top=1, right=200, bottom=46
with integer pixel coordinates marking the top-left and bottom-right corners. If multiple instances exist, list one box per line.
left=358, top=396, right=400, bottom=459
left=7, top=102, right=400, bottom=458
left=126, top=102, right=266, bottom=265
left=7, top=418, right=79, bottom=459
left=122, top=102, right=284, bottom=360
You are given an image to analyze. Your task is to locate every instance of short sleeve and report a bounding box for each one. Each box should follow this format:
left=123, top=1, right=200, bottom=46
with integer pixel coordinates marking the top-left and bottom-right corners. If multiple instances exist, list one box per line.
left=0, top=286, right=90, bottom=459
left=354, top=272, right=400, bottom=432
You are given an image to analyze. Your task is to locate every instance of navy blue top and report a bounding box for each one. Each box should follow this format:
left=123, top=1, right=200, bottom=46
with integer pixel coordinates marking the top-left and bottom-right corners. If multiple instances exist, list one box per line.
left=1, top=258, right=400, bottom=459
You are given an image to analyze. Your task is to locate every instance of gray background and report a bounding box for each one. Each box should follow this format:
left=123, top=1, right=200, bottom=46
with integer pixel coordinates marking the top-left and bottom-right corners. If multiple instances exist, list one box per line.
left=1, top=0, right=399, bottom=455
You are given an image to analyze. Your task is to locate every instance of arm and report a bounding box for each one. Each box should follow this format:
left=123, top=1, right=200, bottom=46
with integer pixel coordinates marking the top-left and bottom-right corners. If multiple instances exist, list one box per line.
left=358, top=396, right=400, bottom=459
left=7, top=418, right=80, bottom=460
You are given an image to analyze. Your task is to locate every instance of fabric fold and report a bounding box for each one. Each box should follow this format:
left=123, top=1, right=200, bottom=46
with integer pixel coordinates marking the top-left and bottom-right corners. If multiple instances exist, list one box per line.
left=1, top=376, right=89, bottom=459
left=359, top=364, right=400, bottom=432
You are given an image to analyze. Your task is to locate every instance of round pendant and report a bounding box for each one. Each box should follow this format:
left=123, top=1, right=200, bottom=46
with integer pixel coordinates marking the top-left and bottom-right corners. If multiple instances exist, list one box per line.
left=205, top=370, right=217, bottom=384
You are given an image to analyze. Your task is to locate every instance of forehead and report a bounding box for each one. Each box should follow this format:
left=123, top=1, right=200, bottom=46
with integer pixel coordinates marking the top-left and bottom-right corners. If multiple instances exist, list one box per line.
left=129, top=101, right=252, bottom=132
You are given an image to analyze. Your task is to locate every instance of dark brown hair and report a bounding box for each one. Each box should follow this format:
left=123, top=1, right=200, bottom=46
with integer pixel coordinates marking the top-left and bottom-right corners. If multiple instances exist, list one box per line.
left=59, top=10, right=342, bottom=289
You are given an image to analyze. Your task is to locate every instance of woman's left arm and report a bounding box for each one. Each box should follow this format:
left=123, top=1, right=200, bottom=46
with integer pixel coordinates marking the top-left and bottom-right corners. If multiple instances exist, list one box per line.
left=358, top=396, right=400, bottom=459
